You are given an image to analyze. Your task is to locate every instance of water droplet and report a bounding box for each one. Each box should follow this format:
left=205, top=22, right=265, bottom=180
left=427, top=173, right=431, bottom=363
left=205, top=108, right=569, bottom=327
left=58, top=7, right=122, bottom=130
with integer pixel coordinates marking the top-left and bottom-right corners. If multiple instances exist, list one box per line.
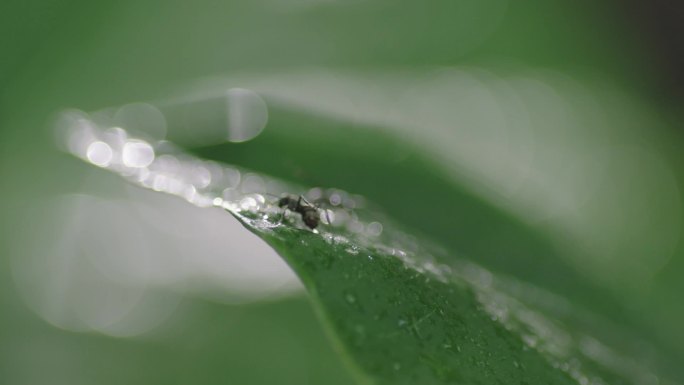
left=223, top=167, right=241, bottom=188
left=122, top=140, right=155, bottom=168
left=345, top=246, right=359, bottom=255
left=154, top=154, right=179, bottom=173
left=239, top=197, right=257, bottom=211
left=343, top=196, right=357, bottom=209
left=307, top=187, right=323, bottom=200
left=241, top=174, right=265, bottom=194
left=102, top=127, right=128, bottom=151
left=252, top=194, right=266, bottom=205
left=190, top=165, right=212, bottom=188
left=54, top=109, right=91, bottom=151
left=86, top=141, right=113, bottom=167
left=329, top=193, right=342, bottom=206
left=321, top=209, right=335, bottom=225
left=222, top=187, right=240, bottom=202
left=183, top=185, right=197, bottom=203
left=367, top=222, right=383, bottom=237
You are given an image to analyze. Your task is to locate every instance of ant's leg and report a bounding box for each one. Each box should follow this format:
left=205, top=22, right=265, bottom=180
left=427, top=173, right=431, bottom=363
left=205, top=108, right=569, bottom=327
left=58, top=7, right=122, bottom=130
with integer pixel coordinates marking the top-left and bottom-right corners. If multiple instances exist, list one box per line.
left=300, top=195, right=315, bottom=206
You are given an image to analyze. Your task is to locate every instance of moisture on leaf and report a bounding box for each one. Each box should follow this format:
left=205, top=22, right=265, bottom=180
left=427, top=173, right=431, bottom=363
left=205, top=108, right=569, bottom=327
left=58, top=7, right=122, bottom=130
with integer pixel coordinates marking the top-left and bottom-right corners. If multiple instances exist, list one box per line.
left=63, top=113, right=675, bottom=385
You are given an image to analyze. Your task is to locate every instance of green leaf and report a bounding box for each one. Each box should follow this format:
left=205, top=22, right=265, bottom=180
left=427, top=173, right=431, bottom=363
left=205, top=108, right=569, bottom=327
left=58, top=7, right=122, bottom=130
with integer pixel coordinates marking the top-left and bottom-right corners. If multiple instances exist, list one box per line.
left=229, top=203, right=668, bottom=385
left=59, top=101, right=680, bottom=385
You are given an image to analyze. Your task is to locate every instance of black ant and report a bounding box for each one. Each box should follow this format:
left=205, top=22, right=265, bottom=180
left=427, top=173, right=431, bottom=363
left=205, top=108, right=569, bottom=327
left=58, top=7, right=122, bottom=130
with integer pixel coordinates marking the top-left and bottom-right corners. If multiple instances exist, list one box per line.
left=278, top=195, right=330, bottom=230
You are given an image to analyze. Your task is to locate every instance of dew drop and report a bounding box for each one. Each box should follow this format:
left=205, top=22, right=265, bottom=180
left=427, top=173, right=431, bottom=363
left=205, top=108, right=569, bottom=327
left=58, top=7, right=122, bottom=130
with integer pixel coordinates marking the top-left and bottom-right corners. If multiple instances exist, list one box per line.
left=307, top=187, right=323, bottom=200
left=367, top=222, right=383, bottom=237
left=222, top=187, right=240, bottom=202
left=329, top=192, right=342, bottom=206
left=239, top=196, right=257, bottom=211
left=191, top=165, right=212, bottom=188
left=86, top=141, right=113, bottom=167
left=321, top=209, right=335, bottom=225
left=241, top=174, right=265, bottom=194
left=253, top=194, right=266, bottom=205
left=345, top=247, right=359, bottom=255
left=223, top=167, right=241, bottom=188
left=343, top=196, right=357, bottom=209
left=122, top=140, right=155, bottom=168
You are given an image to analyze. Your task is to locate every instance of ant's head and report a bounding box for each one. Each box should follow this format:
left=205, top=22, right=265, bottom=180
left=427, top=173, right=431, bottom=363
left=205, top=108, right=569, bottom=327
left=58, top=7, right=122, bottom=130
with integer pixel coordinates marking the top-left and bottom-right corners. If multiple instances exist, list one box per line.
left=278, top=196, right=299, bottom=211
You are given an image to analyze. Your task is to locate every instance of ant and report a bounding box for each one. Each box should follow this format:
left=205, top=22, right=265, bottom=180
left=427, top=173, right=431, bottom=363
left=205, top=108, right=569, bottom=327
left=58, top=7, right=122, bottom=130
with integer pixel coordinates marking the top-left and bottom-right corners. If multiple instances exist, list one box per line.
left=278, top=195, right=330, bottom=230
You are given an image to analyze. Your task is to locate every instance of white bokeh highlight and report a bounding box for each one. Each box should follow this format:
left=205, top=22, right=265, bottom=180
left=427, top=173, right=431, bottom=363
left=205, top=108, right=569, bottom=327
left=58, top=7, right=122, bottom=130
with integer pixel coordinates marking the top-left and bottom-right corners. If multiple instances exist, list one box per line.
left=122, top=140, right=155, bottom=168
left=86, top=141, right=113, bottom=167
left=225, top=88, right=269, bottom=142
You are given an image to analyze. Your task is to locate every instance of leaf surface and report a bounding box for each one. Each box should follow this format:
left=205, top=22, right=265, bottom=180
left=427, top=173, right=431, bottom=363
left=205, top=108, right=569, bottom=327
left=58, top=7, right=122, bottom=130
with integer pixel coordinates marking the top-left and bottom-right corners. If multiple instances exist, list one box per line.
left=230, top=205, right=664, bottom=385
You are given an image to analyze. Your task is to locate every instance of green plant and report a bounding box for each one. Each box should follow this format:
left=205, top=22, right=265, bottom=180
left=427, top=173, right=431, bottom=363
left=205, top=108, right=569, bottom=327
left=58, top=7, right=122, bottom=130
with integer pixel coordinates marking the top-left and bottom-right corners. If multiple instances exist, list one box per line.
left=3, top=1, right=684, bottom=384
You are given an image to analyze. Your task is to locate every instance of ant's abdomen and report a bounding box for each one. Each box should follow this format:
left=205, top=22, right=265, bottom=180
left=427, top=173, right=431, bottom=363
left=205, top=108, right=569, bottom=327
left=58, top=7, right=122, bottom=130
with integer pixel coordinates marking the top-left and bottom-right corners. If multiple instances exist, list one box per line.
left=301, top=208, right=319, bottom=229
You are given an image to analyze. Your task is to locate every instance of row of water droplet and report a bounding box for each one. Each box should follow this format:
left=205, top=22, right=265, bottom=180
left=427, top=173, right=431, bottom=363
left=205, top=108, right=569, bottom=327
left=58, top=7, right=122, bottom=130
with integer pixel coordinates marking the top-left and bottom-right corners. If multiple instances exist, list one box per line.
left=58, top=108, right=388, bottom=240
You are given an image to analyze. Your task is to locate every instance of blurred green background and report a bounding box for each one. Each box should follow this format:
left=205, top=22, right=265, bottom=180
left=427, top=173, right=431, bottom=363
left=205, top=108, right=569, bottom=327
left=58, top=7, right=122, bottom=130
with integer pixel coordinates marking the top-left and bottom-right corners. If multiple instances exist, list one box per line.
left=2, top=0, right=684, bottom=384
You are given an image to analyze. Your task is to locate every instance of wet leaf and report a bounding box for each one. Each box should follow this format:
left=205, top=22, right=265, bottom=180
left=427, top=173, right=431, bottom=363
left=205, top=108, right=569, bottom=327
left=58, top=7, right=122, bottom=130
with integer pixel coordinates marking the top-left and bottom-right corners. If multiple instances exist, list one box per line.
left=61, top=111, right=679, bottom=385
left=230, top=207, right=670, bottom=385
